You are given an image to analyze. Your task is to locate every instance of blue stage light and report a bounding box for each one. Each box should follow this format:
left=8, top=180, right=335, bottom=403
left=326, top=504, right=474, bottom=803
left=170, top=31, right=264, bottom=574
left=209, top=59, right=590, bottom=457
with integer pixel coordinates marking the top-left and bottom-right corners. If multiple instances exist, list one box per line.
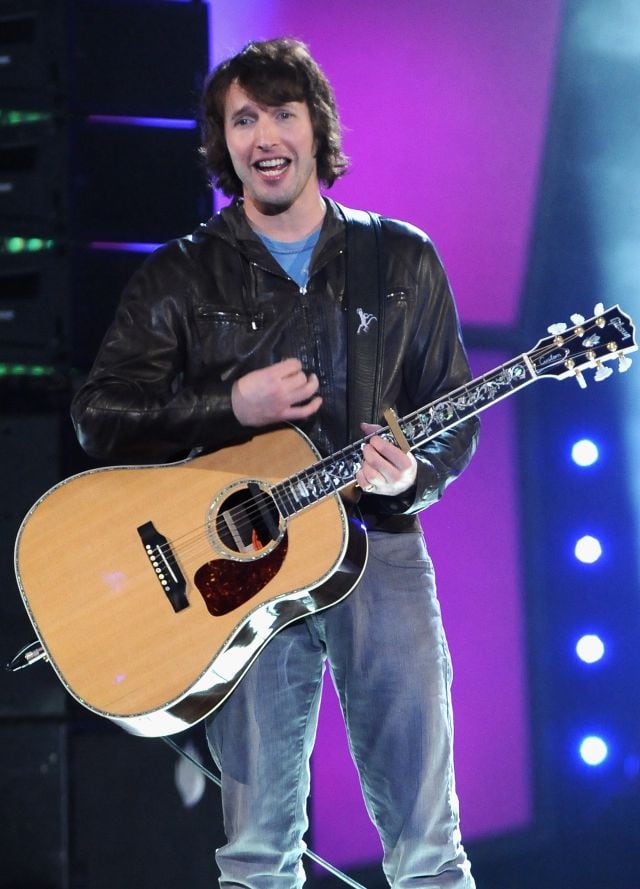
left=576, top=634, right=605, bottom=664
left=574, top=535, right=602, bottom=564
left=571, top=438, right=599, bottom=467
left=579, top=735, right=608, bottom=766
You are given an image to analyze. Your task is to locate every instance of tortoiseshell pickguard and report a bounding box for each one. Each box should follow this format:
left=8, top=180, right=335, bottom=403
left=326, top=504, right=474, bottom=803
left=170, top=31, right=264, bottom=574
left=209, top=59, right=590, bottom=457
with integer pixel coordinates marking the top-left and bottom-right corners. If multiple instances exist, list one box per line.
left=194, top=534, right=289, bottom=616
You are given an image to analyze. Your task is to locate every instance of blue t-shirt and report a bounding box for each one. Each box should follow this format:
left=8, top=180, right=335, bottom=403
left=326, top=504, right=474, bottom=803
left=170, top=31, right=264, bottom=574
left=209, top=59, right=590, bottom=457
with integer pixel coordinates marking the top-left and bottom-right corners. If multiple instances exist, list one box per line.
left=256, top=228, right=321, bottom=290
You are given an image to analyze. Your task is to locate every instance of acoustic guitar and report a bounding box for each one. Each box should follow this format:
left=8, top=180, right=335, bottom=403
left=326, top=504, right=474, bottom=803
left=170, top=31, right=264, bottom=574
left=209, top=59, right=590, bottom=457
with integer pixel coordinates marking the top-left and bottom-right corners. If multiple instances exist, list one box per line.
left=14, top=305, right=636, bottom=736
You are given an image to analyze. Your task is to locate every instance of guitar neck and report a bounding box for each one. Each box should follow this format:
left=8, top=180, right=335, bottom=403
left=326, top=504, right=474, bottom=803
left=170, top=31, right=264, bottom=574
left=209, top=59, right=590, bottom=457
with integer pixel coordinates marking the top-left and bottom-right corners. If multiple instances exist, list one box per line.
left=273, top=353, right=535, bottom=518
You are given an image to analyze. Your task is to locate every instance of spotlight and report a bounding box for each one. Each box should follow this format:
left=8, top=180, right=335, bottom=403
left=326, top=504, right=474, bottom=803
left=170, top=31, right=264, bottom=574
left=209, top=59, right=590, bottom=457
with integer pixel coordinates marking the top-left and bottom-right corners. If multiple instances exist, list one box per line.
left=574, top=535, right=602, bottom=564
left=571, top=439, right=599, bottom=467
left=576, top=634, right=605, bottom=664
left=579, top=735, right=608, bottom=766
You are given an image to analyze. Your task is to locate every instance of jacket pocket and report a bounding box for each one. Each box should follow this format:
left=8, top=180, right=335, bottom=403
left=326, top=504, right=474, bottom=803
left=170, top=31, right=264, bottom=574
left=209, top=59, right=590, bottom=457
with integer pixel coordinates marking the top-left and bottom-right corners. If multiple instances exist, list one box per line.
left=192, top=304, right=282, bottom=377
left=195, top=305, right=267, bottom=330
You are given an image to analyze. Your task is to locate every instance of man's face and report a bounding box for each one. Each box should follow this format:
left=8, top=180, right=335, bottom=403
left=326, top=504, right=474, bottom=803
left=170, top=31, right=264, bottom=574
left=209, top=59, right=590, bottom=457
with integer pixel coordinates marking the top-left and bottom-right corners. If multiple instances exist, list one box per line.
left=223, top=80, right=320, bottom=216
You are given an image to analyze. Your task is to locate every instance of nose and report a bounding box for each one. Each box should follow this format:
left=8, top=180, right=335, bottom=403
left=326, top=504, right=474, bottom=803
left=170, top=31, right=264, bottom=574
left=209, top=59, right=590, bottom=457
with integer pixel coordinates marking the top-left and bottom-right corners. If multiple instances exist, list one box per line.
left=255, top=115, right=279, bottom=150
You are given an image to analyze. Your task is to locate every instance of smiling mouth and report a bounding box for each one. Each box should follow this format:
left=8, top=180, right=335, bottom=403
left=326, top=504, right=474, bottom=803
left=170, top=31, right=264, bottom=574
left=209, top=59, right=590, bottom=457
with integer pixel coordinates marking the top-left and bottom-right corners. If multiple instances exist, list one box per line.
left=254, top=158, right=291, bottom=177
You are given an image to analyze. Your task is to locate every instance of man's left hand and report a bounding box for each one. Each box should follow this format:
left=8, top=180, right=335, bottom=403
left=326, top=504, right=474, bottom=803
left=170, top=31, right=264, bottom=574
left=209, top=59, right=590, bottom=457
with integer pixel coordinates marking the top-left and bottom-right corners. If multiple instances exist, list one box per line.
left=355, top=422, right=417, bottom=497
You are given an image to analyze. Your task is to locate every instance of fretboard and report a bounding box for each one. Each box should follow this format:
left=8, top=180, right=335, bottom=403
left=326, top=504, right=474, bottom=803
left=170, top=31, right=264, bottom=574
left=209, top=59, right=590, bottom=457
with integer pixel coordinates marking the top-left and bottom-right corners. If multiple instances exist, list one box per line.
left=272, top=355, right=534, bottom=518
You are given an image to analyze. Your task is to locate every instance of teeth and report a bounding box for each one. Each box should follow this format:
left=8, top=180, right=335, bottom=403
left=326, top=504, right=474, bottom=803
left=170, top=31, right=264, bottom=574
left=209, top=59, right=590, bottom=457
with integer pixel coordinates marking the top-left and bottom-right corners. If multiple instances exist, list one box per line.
left=255, top=158, right=289, bottom=175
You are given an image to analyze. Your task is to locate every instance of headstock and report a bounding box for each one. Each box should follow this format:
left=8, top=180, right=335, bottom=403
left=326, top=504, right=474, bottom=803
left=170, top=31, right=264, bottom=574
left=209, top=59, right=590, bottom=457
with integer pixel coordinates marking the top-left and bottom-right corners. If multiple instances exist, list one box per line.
left=528, top=304, right=637, bottom=388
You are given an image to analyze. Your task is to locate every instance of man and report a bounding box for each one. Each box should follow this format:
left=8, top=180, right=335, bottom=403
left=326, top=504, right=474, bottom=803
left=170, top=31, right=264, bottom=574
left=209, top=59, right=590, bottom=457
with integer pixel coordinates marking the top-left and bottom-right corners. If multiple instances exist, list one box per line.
left=72, top=37, right=479, bottom=889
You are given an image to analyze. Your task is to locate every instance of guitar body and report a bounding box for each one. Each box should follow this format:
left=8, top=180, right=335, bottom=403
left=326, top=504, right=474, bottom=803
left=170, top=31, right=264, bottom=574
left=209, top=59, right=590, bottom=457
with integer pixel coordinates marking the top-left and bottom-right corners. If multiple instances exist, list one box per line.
left=15, top=426, right=368, bottom=737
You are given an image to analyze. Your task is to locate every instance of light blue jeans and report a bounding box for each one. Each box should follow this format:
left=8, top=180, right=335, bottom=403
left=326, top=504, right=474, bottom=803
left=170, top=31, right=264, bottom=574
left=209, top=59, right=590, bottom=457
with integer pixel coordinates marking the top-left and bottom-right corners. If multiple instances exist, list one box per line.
left=205, top=530, right=475, bottom=888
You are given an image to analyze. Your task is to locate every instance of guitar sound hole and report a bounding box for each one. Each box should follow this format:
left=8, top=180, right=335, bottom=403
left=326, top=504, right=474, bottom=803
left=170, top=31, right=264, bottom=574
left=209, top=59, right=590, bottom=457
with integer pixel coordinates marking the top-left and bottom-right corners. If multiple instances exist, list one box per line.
left=214, top=485, right=281, bottom=555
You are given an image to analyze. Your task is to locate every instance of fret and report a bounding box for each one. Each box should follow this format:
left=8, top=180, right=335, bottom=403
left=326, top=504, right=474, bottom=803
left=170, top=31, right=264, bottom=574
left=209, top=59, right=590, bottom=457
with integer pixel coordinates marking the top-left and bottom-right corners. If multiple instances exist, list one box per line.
left=270, top=486, right=291, bottom=519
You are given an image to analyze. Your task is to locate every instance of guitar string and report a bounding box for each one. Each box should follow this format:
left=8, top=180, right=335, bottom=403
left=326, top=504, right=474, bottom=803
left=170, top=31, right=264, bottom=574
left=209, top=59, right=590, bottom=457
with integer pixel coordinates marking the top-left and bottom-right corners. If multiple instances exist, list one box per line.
left=145, top=476, right=347, bottom=566
left=144, top=442, right=369, bottom=562
left=139, top=472, right=347, bottom=566
left=146, top=332, right=603, bottom=565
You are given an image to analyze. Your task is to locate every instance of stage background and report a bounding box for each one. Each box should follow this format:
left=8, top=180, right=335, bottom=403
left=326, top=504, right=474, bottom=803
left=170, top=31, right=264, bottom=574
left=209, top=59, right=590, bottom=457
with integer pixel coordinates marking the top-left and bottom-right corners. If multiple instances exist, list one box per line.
left=1, top=1, right=639, bottom=887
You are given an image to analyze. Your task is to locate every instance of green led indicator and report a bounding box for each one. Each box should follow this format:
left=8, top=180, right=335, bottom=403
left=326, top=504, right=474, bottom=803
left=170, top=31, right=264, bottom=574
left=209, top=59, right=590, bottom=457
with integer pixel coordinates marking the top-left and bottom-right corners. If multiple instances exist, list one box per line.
left=2, top=237, right=55, bottom=254
left=6, top=237, right=26, bottom=253
left=0, top=110, right=51, bottom=126
left=0, top=363, right=55, bottom=377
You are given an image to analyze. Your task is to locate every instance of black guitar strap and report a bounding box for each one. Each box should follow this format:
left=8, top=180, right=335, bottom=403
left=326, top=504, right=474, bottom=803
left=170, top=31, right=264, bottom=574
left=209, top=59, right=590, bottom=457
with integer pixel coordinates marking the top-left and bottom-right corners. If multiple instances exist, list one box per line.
left=338, top=205, right=385, bottom=444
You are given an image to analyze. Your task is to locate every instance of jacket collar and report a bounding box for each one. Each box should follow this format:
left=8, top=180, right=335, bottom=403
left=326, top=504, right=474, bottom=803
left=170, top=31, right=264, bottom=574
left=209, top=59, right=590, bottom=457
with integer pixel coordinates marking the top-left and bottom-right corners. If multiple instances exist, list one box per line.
left=201, top=197, right=347, bottom=277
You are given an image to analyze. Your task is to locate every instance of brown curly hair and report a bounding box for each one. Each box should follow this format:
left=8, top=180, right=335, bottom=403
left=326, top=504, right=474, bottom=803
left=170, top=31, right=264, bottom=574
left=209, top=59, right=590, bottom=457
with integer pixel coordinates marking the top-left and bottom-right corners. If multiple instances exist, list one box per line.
left=200, top=38, right=348, bottom=196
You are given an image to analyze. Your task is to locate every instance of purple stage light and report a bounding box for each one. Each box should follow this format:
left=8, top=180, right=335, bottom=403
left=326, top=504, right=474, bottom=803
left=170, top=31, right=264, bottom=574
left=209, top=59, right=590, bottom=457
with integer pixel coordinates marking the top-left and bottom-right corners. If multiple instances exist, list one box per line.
left=87, top=115, right=197, bottom=129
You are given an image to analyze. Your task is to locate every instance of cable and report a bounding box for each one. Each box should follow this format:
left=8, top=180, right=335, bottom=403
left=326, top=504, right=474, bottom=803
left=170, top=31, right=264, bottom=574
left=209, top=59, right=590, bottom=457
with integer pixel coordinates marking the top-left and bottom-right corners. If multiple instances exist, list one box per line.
left=162, top=735, right=369, bottom=889
left=5, top=639, right=46, bottom=672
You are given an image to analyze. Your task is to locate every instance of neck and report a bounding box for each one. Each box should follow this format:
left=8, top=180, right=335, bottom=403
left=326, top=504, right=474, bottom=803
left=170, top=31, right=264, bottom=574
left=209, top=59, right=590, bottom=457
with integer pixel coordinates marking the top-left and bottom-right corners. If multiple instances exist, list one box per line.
left=243, top=191, right=326, bottom=242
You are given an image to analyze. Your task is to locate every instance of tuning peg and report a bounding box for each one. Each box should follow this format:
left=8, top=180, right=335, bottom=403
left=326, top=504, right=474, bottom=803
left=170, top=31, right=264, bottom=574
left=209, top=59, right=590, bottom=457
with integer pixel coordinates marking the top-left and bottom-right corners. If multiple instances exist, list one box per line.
left=594, top=361, right=614, bottom=382
left=618, top=354, right=632, bottom=373
left=548, top=322, right=568, bottom=335
left=574, top=369, right=588, bottom=389
left=570, top=313, right=586, bottom=326
left=594, top=302, right=605, bottom=316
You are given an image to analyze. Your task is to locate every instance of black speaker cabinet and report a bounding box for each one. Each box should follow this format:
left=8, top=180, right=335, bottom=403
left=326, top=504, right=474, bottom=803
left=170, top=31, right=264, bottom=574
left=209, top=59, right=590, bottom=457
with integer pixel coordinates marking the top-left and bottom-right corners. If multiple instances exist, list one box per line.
left=0, top=720, right=69, bottom=889
left=0, top=412, right=67, bottom=719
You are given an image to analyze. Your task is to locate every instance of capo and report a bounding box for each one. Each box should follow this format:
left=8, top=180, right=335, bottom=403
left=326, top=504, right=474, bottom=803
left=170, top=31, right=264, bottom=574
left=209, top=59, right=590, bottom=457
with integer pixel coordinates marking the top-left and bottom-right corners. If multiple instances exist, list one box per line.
left=383, top=407, right=411, bottom=454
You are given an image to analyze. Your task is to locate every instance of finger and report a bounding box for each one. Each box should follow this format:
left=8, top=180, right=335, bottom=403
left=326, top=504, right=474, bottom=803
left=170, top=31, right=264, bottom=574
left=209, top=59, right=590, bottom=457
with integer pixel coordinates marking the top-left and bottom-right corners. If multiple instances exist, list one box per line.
left=285, top=369, right=310, bottom=390
left=365, top=435, right=414, bottom=472
left=290, top=373, right=320, bottom=404
left=356, top=465, right=382, bottom=492
left=277, top=357, right=304, bottom=377
left=355, top=468, right=373, bottom=491
left=283, top=395, right=323, bottom=420
left=361, top=440, right=390, bottom=474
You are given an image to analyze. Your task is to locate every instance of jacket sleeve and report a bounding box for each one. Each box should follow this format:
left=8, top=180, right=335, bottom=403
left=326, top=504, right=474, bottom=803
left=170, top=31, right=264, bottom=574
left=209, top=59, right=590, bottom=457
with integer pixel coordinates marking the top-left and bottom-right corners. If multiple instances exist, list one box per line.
left=363, top=235, right=479, bottom=517
left=70, top=244, right=248, bottom=463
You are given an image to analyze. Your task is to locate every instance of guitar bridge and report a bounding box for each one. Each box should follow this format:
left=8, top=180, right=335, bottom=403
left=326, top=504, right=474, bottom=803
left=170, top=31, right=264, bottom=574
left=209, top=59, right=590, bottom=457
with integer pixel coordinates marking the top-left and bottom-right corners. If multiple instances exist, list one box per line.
left=137, top=521, right=189, bottom=613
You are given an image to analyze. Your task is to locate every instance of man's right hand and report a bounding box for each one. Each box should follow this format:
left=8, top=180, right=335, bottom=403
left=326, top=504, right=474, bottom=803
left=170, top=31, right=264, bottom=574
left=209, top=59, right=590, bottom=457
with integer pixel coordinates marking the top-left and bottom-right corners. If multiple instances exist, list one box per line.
left=231, top=357, right=322, bottom=427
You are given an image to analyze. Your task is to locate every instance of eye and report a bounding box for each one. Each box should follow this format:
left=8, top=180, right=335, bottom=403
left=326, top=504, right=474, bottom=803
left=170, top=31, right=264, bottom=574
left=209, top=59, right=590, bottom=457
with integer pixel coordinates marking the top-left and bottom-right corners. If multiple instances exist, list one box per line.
left=277, top=110, right=294, bottom=120
left=230, top=113, right=255, bottom=128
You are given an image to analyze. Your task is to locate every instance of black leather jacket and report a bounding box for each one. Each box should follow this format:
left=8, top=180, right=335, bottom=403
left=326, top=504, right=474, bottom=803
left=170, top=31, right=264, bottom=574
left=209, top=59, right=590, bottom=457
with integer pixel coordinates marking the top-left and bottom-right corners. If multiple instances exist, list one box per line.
left=71, top=198, right=479, bottom=529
